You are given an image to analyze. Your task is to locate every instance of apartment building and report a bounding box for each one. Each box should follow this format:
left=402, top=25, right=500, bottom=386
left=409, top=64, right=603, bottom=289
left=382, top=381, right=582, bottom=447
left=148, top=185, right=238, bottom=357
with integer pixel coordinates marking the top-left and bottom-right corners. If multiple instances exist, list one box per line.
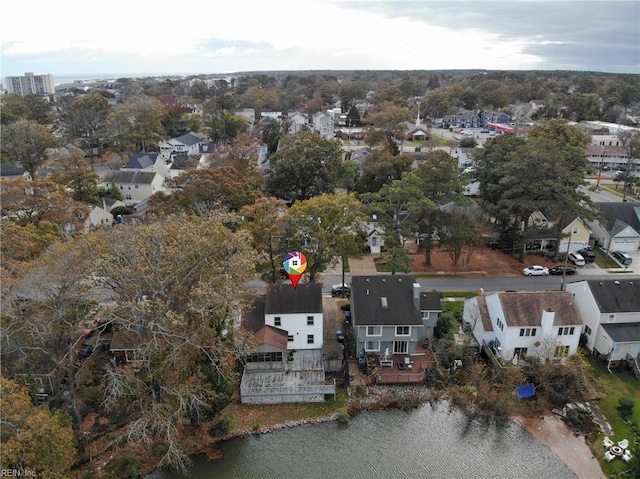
left=5, top=72, right=55, bottom=96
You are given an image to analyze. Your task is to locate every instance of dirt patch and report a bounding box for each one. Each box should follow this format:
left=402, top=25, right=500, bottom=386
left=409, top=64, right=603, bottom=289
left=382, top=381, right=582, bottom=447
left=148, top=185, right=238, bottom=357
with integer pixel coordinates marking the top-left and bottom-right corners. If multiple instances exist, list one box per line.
left=405, top=242, right=558, bottom=278
left=512, top=414, right=606, bottom=479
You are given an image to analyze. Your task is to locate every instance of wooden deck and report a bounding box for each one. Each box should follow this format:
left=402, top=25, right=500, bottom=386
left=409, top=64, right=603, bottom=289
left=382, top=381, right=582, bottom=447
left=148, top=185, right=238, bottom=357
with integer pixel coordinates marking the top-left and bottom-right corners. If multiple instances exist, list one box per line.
left=352, top=344, right=437, bottom=385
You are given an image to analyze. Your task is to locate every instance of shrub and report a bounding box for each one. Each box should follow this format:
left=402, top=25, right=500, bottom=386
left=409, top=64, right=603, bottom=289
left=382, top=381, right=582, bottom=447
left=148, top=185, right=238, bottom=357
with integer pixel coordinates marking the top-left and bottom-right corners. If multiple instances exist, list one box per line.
left=152, top=442, right=169, bottom=456
left=618, top=396, right=635, bottom=419
left=336, top=410, right=351, bottom=423
left=209, top=417, right=233, bottom=437
left=108, top=454, right=141, bottom=479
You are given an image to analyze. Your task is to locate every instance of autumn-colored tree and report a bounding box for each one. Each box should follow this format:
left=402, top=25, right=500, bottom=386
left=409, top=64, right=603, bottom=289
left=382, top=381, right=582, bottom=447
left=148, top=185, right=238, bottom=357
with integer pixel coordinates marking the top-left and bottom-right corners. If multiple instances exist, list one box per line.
left=287, top=194, right=366, bottom=283
left=64, top=92, right=110, bottom=165
left=50, top=146, right=101, bottom=204
left=147, top=166, right=262, bottom=216
left=0, top=177, right=89, bottom=229
left=91, top=215, right=257, bottom=473
left=355, top=148, right=413, bottom=193
left=107, top=95, right=165, bottom=152
left=1, top=119, right=56, bottom=179
left=0, top=378, right=75, bottom=478
left=240, top=197, right=289, bottom=282
left=366, top=101, right=412, bottom=145
left=1, top=94, right=54, bottom=126
left=0, top=220, right=61, bottom=278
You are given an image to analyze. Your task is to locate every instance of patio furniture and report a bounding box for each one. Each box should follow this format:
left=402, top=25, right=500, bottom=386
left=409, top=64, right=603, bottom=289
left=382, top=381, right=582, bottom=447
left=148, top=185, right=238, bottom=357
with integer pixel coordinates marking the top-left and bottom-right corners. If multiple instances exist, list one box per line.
left=623, top=450, right=633, bottom=463
left=604, top=451, right=615, bottom=462
left=603, top=436, right=614, bottom=448
left=610, top=446, right=624, bottom=457
left=618, top=439, right=629, bottom=449
left=397, top=361, right=407, bottom=371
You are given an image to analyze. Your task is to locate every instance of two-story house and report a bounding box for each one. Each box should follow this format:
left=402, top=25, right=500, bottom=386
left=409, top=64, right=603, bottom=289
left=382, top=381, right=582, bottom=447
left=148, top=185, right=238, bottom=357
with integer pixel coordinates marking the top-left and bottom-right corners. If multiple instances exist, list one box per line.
left=158, top=132, right=209, bottom=162
left=566, top=280, right=640, bottom=375
left=463, top=291, right=583, bottom=362
left=351, top=275, right=442, bottom=358
left=101, top=171, right=166, bottom=206
left=312, top=111, right=335, bottom=138
left=588, top=202, right=640, bottom=253
left=240, top=284, right=335, bottom=404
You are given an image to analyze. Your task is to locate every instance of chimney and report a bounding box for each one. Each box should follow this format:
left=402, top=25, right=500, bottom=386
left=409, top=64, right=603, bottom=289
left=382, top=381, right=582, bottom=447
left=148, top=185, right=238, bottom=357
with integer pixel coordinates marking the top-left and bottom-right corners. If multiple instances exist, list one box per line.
left=413, top=283, right=420, bottom=300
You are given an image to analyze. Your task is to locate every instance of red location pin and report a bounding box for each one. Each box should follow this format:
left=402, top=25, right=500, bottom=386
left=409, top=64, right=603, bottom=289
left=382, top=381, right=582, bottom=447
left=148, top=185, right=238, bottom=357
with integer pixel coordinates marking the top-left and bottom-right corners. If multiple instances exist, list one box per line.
left=282, top=251, right=307, bottom=288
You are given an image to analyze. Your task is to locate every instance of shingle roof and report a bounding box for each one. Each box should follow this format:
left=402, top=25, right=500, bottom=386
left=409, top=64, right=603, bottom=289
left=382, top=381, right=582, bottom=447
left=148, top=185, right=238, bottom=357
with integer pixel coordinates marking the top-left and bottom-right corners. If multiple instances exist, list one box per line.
left=174, top=132, right=208, bottom=146
left=586, top=279, right=640, bottom=313
left=498, top=291, right=582, bottom=327
left=420, top=292, right=442, bottom=311
left=123, top=153, right=158, bottom=170
left=102, top=171, right=158, bottom=185
left=265, top=283, right=322, bottom=314
left=601, top=323, right=640, bottom=343
left=241, top=296, right=266, bottom=333
left=476, top=295, right=493, bottom=332
left=254, top=325, right=288, bottom=350
left=595, top=202, right=640, bottom=233
left=351, top=275, right=422, bottom=326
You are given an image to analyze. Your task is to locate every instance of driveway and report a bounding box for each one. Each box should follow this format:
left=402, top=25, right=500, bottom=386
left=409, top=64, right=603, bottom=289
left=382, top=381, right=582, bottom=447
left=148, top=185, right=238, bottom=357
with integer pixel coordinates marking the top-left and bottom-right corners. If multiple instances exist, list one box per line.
left=348, top=255, right=379, bottom=275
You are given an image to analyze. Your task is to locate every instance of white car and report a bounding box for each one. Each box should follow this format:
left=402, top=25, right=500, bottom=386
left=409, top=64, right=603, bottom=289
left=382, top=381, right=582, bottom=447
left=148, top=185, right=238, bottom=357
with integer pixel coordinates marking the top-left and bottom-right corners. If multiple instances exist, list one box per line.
left=522, top=265, right=549, bottom=276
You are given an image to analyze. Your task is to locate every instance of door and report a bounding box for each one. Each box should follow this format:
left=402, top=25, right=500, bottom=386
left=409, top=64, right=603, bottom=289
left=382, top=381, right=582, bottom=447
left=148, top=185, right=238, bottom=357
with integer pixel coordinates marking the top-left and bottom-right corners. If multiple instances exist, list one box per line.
left=394, top=341, right=408, bottom=354
left=630, top=343, right=640, bottom=359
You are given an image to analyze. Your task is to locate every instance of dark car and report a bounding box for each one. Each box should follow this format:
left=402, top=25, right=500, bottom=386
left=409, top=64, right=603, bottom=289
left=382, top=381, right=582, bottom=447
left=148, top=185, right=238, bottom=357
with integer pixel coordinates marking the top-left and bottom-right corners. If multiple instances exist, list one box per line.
left=549, top=265, right=576, bottom=275
left=577, top=248, right=596, bottom=263
left=331, top=283, right=351, bottom=297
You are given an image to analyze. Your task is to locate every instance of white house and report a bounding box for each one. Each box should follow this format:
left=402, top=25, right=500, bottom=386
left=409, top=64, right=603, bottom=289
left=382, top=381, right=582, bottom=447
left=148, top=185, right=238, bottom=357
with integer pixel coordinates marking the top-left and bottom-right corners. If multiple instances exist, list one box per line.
left=365, top=216, right=385, bottom=254
left=463, top=291, right=583, bottom=362
left=101, top=171, right=166, bottom=206
left=589, top=202, right=640, bottom=252
left=566, top=280, right=640, bottom=372
left=122, top=152, right=169, bottom=179
left=158, top=132, right=209, bottom=162
left=312, top=111, right=335, bottom=138
left=288, top=111, right=309, bottom=135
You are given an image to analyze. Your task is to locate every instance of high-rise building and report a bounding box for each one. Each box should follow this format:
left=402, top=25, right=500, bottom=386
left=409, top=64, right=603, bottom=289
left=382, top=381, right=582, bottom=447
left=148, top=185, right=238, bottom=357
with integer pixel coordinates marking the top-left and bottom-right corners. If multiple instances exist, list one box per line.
left=4, top=72, right=55, bottom=96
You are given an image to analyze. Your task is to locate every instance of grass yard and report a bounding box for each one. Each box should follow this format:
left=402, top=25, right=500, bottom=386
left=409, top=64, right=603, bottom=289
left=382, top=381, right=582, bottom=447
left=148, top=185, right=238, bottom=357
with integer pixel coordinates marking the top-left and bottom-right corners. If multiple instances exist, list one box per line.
left=593, top=248, right=620, bottom=269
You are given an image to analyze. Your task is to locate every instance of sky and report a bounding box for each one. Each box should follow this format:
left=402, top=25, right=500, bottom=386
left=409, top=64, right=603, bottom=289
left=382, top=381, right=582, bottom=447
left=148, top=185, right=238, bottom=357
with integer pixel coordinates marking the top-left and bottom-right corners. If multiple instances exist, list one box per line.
left=2, top=0, right=639, bottom=82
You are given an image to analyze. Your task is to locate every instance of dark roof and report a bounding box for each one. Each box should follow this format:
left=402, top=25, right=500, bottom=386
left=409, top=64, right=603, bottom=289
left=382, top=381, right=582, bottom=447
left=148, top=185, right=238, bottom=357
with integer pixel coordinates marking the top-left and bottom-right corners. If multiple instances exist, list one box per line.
left=420, top=292, right=442, bottom=311
left=174, top=132, right=207, bottom=146
left=0, top=163, right=25, bottom=177
left=476, top=295, right=493, bottom=332
left=170, top=157, right=199, bottom=170
left=265, top=283, right=322, bottom=314
left=498, top=291, right=582, bottom=327
left=102, top=171, right=158, bottom=185
left=601, top=323, right=640, bottom=343
left=123, top=152, right=158, bottom=170
left=595, top=202, right=640, bottom=233
left=200, top=142, right=216, bottom=153
left=254, top=325, right=288, bottom=350
left=351, top=275, right=422, bottom=326
left=586, top=279, right=640, bottom=313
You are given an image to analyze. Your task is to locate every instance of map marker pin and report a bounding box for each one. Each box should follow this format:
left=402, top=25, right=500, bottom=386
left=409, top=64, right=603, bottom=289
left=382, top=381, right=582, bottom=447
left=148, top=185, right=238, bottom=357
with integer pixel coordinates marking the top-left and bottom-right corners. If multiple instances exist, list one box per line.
left=282, top=251, right=307, bottom=289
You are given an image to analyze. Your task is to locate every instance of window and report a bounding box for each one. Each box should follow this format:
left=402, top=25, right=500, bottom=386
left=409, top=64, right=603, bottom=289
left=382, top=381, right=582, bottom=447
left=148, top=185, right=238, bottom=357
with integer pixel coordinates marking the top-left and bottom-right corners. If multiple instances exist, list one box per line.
left=246, top=352, right=283, bottom=363
left=135, top=184, right=139, bottom=189
left=287, top=335, right=293, bottom=342
left=519, top=328, right=537, bottom=337
left=554, top=345, right=570, bottom=357
left=371, top=237, right=377, bottom=247
left=514, top=347, right=528, bottom=358
left=572, top=226, right=579, bottom=234
left=558, top=327, right=575, bottom=336
left=496, top=318, right=504, bottom=331
left=367, top=326, right=381, bottom=336
left=612, top=343, right=622, bottom=356
left=307, top=334, right=314, bottom=344
left=125, top=194, right=132, bottom=200
left=365, top=340, right=380, bottom=352
left=608, top=314, right=615, bottom=323
left=396, top=326, right=410, bottom=336
left=584, top=325, right=592, bottom=336
left=422, top=311, right=430, bottom=320
left=274, top=317, right=281, bottom=326
left=307, top=316, right=314, bottom=326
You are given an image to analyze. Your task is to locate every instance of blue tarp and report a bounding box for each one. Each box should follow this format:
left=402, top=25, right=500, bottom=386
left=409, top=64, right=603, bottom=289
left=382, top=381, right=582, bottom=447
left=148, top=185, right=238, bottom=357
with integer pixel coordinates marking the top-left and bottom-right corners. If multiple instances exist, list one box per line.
left=516, top=383, right=535, bottom=399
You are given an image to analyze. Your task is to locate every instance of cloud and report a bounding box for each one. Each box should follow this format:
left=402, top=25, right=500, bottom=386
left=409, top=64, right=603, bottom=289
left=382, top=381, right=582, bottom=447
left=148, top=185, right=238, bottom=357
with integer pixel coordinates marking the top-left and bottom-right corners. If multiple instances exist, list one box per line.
left=2, top=0, right=638, bottom=77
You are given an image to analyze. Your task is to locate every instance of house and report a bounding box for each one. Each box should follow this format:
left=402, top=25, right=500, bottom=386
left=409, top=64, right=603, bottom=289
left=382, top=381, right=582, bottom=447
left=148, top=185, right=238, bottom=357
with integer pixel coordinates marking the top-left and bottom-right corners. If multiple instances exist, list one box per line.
left=288, top=111, right=309, bottom=135
left=83, top=203, right=113, bottom=230
left=365, top=216, right=385, bottom=254
left=311, top=111, right=335, bottom=138
left=239, top=284, right=336, bottom=404
left=566, top=280, right=640, bottom=375
left=122, top=152, right=169, bottom=178
left=351, top=275, right=442, bottom=356
left=158, top=132, right=209, bottom=161
left=585, top=145, right=629, bottom=171
left=589, top=202, right=640, bottom=252
left=404, top=112, right=430, bottom=141
left=101, top=171, right=166, bottom=206
left=463, top=291, right=583, bottom=362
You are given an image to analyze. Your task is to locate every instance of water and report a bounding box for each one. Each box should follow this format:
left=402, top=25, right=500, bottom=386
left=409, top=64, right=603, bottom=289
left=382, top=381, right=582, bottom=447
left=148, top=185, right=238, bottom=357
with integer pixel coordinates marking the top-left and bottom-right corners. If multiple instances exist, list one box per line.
left=147, top=403, right=575, bottom=479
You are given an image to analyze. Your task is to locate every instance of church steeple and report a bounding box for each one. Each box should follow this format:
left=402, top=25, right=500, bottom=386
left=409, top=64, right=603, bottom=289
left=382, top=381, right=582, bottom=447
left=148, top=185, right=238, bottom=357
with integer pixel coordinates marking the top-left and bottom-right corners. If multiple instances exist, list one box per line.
left=415, top=109, right=421, bottom=128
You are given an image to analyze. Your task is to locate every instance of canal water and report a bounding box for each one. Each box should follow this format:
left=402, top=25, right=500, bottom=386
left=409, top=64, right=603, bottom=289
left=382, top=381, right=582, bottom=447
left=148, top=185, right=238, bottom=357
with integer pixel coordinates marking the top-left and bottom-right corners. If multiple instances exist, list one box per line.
left=147, top=402, right=575, bottom=479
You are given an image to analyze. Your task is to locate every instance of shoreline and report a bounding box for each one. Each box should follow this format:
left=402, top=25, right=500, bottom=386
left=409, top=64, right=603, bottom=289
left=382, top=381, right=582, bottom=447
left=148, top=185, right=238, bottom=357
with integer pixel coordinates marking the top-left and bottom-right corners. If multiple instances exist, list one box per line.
left=512, top=414, right=606, bottom=479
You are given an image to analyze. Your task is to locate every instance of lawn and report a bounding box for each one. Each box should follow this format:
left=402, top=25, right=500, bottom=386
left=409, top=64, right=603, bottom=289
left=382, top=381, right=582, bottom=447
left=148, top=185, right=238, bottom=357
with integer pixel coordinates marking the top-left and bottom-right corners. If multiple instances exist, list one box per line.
left=593, top=248, right=620, bottom=269
left=583, top=353, right=640, bottom=476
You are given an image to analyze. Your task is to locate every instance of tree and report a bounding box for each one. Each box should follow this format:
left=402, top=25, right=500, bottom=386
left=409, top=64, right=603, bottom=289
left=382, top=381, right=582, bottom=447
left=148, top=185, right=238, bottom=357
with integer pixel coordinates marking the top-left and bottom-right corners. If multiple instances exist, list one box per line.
left=366, top=102, right=412, bottom=147
left=0, top=378, right=75, bottom=478
left=147, top=166, right=262, bottom=216
left=266, top=131, right=343, bottom=203
left=1, top=119, right=56, bottom=179
left=50, top=146, right=101, bottom=204
left=440, top=213, right=479, bottom=266
left=92, top=215, right=257, bottom=473
left=355, top=149, right=412, bottom=193
left=240, top=197, right=289, bottom=282
left=415, top=150, right=467, bottom=265
left=65, top=92, right=110, bottom=166
left=617, top=130, right=640, bottom=202
left=286, top=194, right=367, bottom=283
left=0, top=177, right=89, bottom=229
left=107, top=95, right=165, bottom=152
left=261, top=119, right=286, bottom=154
left=422, top=91, right=452, bottom=119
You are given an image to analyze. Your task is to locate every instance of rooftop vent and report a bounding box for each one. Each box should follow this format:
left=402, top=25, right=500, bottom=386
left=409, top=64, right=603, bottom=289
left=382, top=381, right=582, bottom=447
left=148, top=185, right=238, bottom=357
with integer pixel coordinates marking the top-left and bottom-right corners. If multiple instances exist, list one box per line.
left=614, top=280, right=620, bottom=285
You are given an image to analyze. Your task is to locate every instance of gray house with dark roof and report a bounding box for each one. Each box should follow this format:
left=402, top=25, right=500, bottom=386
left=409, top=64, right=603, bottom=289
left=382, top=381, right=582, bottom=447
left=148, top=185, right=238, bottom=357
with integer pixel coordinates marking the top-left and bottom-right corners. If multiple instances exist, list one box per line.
left=101, top=170, right=166, bottom=206
left=566, top=280, right=640, bottom=373
left=351, top=275, right=442, bottom=357
left=239, top=284, right=336, bottom=404
left=588, top=202, right=640, bottom=252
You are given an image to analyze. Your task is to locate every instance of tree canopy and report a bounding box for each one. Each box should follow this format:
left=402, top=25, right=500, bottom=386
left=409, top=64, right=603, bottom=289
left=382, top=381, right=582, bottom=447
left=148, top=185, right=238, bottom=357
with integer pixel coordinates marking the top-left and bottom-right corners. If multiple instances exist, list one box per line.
left=1, top=119, right=56, bottom=179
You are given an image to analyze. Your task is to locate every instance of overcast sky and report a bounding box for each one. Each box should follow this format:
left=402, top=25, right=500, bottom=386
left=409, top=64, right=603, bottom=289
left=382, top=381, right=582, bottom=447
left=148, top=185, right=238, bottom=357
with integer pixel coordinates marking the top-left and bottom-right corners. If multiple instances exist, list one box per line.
left=2, top=0, right=639, bottom=81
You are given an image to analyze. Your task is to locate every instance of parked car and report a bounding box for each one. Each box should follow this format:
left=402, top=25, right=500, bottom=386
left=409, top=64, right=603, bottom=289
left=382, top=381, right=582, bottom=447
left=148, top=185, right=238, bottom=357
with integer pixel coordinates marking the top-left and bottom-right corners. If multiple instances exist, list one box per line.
left=611, top=250, right=633, bottom=265
left=549, top=265, right=576, bottom=275
left=522, top=265, right=549, bottom=276
left=331, top=283, right=351, bottom=296
left=577, top=248, right=596, bottom=263
left=602, top=165, right=611, bottom=171
left=568, top=252, right=586, bottom=266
